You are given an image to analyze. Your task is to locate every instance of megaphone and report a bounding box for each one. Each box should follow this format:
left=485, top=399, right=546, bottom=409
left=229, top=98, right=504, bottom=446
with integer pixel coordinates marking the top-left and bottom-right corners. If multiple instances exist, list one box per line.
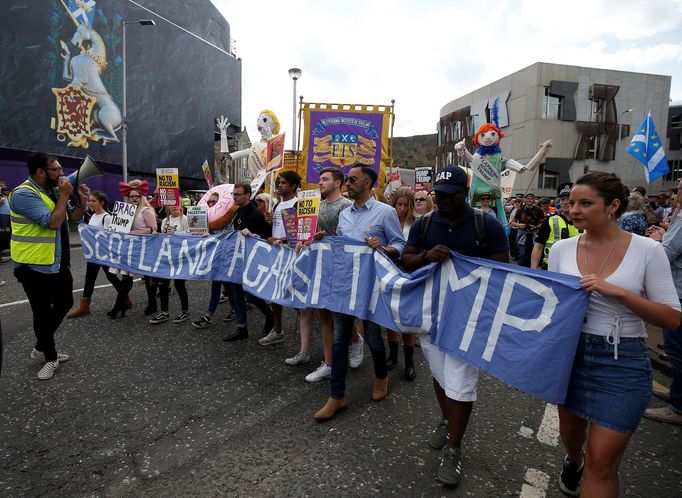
left=67, top=155, right=104, bottom=185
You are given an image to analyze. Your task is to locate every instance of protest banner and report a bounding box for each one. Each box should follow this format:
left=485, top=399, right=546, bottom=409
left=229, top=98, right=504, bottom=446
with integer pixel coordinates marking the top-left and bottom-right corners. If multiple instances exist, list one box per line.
left=186, top=206, right=209, bottom=236
left=266, top=133, right=286, bottom=173
left=500, top=168, right=516, bottom=198
left=108, top=201, right=136, bottom=233
left=201, top=160, right=214, bottom=189
left=297, top=190, right=321, bottom=243
left=300, top=102, right=393, bottom=199
left=156, top=168, right=180, bottom=207
left=80, top=225, right=589, bottom=404
left=249, top=170, right=268, bottom=200
left=414, top=167, right=432, bottom=191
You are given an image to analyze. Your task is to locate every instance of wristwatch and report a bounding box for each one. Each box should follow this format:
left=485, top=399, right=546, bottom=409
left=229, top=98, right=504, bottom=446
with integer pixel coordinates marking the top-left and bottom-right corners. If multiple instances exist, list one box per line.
left=419, top=249, right=429, bottom=263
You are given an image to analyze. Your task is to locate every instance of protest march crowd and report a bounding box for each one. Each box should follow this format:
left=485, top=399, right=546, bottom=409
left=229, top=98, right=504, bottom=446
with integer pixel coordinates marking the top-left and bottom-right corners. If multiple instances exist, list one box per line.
left=3, top=149, right=682, bottom=497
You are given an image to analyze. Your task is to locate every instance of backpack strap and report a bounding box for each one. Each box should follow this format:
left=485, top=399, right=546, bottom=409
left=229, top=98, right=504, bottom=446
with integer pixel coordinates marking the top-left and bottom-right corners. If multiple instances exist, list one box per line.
left=472, top=208, right=488, bottom=252
left=417, top=211, right=434, bottom=248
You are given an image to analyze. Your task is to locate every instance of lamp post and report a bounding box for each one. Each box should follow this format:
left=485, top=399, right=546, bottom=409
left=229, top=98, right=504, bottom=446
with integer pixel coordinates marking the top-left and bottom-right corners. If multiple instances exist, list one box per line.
left=122, top=19, right=156, bottom=183
left=617, top=108, right=633, bottom=173
left=288, top=68, right=302, bottom=151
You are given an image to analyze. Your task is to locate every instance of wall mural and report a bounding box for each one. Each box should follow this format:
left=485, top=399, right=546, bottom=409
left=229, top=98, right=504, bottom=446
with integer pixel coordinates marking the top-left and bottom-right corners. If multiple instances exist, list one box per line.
left=49, top=0, right=122, bottom=149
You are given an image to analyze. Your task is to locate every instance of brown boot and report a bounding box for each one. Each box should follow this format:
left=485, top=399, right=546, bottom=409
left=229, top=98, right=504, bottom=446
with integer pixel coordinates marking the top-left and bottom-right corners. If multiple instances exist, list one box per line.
left=313, top=397, right=348, bottom=421
left=372, top=377, right=389, bottom=401
left=66, top=298, right=91, bottom=318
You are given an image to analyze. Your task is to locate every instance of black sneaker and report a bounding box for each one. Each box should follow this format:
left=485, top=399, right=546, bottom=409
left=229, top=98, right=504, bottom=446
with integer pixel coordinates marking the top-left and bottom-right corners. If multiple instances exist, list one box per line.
left=559, top=453, right=584, bottom=496
left=223, top=327, right=248, bottom=342
left=192, top=315, right=212, bottom=329
left=223, top=309, right=236, bottom=322
left=261, top=314, right=274, bottom=335
left=149, top=312, right=170, bottom=325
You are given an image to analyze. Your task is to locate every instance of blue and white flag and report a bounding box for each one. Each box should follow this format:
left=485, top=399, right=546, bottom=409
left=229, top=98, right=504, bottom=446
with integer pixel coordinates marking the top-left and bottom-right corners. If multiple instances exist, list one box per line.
left=627, top=111, right=670, bottom=183
left=79, top=225, right=589, bottom=404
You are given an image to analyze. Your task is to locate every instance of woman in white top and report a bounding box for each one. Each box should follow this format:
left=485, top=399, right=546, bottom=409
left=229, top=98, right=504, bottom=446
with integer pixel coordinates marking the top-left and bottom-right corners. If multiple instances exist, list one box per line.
left=148, top=205, right=191, bottom=325
left=386, top=188, right=418, bottom=380
left=548, top=172, right=681, bottom=498
left=66, top=192, right=123, bottom=318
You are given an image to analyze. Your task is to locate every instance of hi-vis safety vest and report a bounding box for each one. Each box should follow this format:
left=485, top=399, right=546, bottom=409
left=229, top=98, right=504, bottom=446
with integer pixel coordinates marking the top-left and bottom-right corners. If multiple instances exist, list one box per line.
left=9, top=181, right=58, bottom=265
left=542, top=214, right=580, bottom=266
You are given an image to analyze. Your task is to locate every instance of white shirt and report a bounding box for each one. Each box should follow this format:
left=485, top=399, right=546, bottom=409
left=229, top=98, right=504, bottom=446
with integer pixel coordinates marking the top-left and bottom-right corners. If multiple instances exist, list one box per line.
left=272, top=197, right=297, bottom=239
left=161, top=214, right=189, bottom=234
left=88, top=212, right=111, bottom=229
left=549, top=234, right=680, bottom=354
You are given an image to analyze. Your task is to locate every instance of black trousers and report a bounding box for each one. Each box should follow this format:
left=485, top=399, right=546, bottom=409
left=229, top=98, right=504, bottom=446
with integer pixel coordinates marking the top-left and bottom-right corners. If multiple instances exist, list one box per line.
left=155, top=278, right=188, bottom=312
left=15, top=265, right=73, bottom=362
left=83, top=262, right=121, bottom=299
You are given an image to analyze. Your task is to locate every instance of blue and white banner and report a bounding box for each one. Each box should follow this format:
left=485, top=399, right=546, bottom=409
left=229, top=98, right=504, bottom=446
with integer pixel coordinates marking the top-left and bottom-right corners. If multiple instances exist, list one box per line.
left=79, top=225, right=588, bottom=404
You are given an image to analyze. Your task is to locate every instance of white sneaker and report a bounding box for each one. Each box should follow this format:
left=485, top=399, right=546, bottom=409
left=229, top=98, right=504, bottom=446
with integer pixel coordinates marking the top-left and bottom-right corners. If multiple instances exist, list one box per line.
left=259, top=329, right=284, bottom=346
left=31, top=349, right=69, bottom=363
left=285, top=351, right=311, bottom=365
left=349, top=335, right=365, bottom=368
left=37, top=360, right=59, bottom=380
left=305, top=362, right=332, bottom=382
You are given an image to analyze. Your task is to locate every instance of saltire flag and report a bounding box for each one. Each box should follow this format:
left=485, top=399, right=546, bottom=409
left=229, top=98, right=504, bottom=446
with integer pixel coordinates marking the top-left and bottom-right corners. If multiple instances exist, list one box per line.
left=627, top=111, right=670, bottom=183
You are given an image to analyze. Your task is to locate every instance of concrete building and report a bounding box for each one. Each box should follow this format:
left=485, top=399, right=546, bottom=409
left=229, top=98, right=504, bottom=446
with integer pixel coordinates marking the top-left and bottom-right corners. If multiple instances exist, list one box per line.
left=438, top=62, right=672, bottom=198
left=665, top=101, right=682, bottom=182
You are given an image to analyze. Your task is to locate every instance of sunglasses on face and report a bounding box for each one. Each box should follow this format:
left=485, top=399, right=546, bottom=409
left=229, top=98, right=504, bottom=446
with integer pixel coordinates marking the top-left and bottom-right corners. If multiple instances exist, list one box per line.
left=416, top=198, right=427, bottom=202
left=207, top=199, right=217, bottom=206
left=480, top=197, right=491, bottom=201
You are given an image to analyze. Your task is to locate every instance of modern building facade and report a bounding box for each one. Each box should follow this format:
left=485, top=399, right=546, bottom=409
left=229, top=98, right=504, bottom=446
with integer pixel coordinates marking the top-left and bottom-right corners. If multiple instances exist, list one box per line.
left=0, top=0, right=241, bottom=194
left=666, top=101, right=682, bottom=182
left=438, top=62, right=672, bottom=197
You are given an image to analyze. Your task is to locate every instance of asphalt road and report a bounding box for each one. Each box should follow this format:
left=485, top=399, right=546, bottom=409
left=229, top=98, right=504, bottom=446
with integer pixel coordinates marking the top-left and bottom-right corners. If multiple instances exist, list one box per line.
left=0, top=248, right=680, bottom=497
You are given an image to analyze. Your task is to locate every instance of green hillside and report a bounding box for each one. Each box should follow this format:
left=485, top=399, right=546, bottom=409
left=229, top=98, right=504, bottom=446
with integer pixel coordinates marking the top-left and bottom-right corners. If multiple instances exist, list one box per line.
left=391, top=133, right=437, bottom=169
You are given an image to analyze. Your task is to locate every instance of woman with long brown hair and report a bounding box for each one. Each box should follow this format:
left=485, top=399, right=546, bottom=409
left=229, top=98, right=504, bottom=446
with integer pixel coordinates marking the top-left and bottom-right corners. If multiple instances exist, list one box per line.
left=549, top=172, right=681, bottom=497
left=386, top=188, right=418, bottom=380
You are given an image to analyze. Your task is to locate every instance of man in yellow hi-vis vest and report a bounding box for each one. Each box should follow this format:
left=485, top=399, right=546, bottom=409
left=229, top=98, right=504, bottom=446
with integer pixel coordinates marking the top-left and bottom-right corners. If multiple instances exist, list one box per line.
left=9, top=152, right=89, bottom=380
left=531, top=183, right=580, bottom=270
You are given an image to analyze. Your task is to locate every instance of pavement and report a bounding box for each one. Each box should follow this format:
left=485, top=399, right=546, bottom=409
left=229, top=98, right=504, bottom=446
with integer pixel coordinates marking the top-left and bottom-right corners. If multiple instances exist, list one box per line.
left=0, top=238, right=680, bottom=497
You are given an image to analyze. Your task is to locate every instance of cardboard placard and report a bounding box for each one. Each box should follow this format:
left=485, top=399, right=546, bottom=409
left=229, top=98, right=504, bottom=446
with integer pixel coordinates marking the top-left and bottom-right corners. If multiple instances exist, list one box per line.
left=156, top=168, right=180, bottom=207
left=109, top=201, right=136, bottom=233
left=296, top=190, right=320, bottom=243
left=187, top=206, right=209, bottom=236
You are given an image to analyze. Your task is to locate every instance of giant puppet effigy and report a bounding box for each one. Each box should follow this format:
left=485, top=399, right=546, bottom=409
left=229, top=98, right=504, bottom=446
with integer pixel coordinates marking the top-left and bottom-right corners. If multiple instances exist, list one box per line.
left=229, top=110, right=281, bottom=178
left=455, top=111, right=552, bottom=224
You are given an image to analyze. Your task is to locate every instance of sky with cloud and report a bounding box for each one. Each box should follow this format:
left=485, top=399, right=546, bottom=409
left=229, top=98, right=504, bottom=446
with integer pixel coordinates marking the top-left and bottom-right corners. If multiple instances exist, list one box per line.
left=211, top=0, right=682, bottom=142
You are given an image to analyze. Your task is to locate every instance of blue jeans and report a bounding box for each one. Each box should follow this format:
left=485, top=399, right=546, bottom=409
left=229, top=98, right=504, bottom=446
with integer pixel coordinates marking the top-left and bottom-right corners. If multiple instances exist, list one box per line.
left=330, top=313, right=387, bottom=400
left=229, top=283, right=272, bottom=327
left=664, top=315, right=682, bottom=413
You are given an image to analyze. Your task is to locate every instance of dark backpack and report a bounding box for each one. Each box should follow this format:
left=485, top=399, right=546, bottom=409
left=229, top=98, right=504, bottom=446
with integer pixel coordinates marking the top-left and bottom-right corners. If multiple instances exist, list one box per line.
left=417, top=208, right=488, bottom=253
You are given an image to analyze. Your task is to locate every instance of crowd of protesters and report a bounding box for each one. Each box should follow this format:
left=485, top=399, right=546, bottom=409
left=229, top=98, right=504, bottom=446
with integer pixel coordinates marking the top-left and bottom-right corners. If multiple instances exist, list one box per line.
left=3, top=152, right=682, bottom=496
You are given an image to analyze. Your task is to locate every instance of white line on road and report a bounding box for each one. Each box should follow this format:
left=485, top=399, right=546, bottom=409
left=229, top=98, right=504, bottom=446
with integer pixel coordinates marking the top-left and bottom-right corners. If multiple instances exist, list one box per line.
left=536, top=403, right=560, bottom=447
left=0, top=279, right=141, bottom=309
left=520, top=468, right=550, bottom=498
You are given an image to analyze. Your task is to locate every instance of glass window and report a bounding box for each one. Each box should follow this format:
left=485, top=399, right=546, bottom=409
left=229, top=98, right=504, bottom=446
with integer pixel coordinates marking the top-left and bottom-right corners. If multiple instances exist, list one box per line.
left=672, top=113, right=681, bottom=129
left=542, top=87, right=563, bottom=120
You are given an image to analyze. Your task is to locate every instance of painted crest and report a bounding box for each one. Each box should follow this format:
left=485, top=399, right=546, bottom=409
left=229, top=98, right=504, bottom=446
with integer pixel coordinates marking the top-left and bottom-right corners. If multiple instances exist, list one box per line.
left=51, top=84, right=97, bottom=148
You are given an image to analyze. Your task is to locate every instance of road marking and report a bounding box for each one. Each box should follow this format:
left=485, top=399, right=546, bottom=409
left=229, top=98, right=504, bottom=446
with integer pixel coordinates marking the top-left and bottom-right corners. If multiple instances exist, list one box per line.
left=0, top=279, right=140, bottom=309
left=520, top=468, right=550, bottom=498
left=536, top=403, right=559, bottom=447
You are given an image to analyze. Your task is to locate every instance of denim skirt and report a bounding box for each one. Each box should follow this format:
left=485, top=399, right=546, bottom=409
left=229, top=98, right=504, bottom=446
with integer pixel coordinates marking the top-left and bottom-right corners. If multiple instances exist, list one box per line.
left=562, top=333, right=652, bottom=434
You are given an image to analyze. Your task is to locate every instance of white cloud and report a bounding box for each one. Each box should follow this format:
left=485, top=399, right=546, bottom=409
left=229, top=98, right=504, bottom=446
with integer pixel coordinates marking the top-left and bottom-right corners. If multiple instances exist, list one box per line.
left=211, top=0, right=682, bottom=141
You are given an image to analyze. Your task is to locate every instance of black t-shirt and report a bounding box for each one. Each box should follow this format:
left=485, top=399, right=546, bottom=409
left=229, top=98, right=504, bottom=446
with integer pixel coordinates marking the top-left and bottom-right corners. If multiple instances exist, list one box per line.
left=233, top=201, right=272, bottom=239
left=512, top=204, right=545, bottom=229
left=406, top=207, right=509, bottom=257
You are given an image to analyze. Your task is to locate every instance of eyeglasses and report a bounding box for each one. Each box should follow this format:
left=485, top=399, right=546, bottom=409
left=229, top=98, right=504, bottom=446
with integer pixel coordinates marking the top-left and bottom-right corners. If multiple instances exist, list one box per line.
left=207, top=199, right=217, bottom=206
left=345, top=175, right=359, bottom=183
left=128, top=195, right=141, bottom=199
left=43, top=167, right=63, bottom=173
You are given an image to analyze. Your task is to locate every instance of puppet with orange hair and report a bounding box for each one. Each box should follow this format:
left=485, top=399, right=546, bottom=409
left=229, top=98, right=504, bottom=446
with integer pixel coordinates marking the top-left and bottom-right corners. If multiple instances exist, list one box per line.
left=455, top=105, right=552, bottom=224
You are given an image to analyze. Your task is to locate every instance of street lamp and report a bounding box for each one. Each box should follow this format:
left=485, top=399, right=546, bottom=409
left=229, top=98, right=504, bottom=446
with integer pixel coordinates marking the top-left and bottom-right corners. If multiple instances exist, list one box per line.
left=288, top=68, right=302, bottom=150
left=122, top=19, right=156, bottom=183
left=617, top=108, right=634, bottom=170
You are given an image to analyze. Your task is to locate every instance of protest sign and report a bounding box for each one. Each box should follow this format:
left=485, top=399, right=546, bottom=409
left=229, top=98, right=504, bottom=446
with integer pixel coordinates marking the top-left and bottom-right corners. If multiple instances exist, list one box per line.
left=297, top=190, right=320, bottom=243
left=280, top=207, right=298, bottom=246
left=266, top=133, right=286, bottom=173
left=109, top=201, right=136, bottom=233
left=500, top=169, right=516, bottom=198
left=249, top=170, right=268, bottom=200
left=201, top=160, right=214, bottom=189
left=156, top=168, right=180, bottom=207
left=414, top=167, right=432, bottom=191
left=186, top=206, right=209, bottom=236
left=80, top=225, right=588, bottom=404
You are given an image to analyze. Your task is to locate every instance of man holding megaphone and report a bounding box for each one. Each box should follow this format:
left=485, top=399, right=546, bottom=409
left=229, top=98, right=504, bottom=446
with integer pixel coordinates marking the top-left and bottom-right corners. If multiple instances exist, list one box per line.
left=8, top=152, right=90, bottom=381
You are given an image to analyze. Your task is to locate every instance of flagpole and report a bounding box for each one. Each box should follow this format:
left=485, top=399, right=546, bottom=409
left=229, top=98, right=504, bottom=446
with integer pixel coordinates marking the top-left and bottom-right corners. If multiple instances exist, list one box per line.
left=645, top=108, right=651, bottom=183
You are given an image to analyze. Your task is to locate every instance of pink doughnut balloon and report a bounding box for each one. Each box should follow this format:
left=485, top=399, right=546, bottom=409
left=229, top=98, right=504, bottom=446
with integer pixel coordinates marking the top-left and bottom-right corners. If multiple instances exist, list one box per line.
left=198, top=184, right=237, bottom=230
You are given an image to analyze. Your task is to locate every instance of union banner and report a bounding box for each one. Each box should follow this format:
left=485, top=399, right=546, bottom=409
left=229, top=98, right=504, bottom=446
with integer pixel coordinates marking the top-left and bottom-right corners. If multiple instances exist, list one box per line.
left=300, top=103, right=393, bottom=197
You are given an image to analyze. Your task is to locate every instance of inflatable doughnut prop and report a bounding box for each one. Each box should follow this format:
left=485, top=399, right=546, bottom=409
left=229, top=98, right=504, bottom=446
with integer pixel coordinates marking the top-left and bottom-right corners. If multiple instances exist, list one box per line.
left=198, top=184, right=238, bottom=231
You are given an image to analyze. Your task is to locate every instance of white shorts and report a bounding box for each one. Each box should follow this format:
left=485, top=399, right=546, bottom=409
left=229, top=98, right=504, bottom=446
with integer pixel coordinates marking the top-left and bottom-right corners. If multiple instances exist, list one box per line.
left=420, top=333, right=479, bottom=402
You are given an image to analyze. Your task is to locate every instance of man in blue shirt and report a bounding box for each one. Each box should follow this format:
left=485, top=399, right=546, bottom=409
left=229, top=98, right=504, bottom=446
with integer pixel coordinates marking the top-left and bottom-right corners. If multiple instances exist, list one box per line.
left=314, top=165, right=405, bottom=421
left=401, top=166, right=509, bottom=486
left=9, top=152, right=89, bottom=380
